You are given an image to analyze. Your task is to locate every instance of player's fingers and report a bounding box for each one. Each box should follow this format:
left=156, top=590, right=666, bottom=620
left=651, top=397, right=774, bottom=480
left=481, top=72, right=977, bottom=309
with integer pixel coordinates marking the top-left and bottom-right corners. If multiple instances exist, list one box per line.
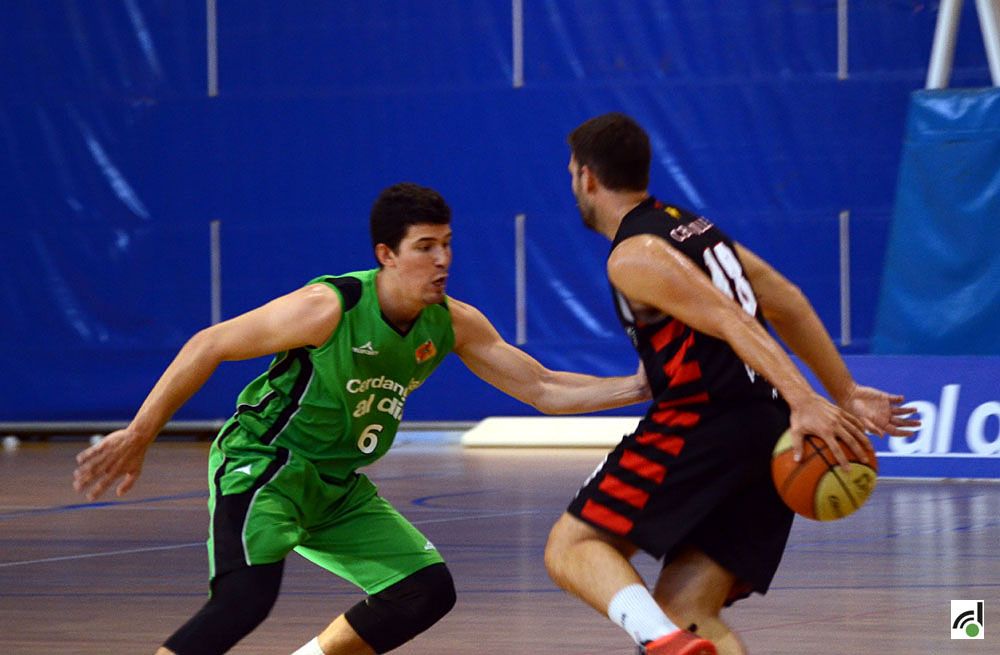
left=856, top=433, right=874, bottom=460
left=892, top=420, right=918, bottom=431
left=789, top=428, right=805, bottom=462
left=825, top=437, right=851, bottom=470
left=837, top=420, right=866, bottom=451
left=86, top=476, right=112, bottom=502
left=834, top=401, right=866, bottom=434
left=75, top=442, right=102, bottom=465
left=73, top=452, right=106, bottom=489
left=844, top=441, right=869, bottom=470
left=844, top=411, right=867, bottom=435
left=86, top=456, right=128, bottom=501
left=836, top=419, right=871, bottom=464
left=886, top=422, right=920, bottom=438
left=72, top=470, right=89, bottom=492
left=117, top=472, right=137, bottom=497
left=892, top=405, right=919, bottom=416
left=860, top=418, right=880, bottom=435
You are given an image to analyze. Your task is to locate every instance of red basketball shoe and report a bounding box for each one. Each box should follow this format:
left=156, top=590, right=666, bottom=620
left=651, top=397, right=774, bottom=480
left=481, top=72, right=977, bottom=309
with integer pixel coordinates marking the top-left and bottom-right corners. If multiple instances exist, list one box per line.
left=639, top=629, right=716, bottom=655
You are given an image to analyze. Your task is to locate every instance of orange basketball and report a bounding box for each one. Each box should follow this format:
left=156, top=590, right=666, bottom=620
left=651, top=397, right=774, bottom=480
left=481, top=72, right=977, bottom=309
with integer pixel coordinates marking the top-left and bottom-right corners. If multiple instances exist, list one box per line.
left=771, top=430, right=878, bottom=521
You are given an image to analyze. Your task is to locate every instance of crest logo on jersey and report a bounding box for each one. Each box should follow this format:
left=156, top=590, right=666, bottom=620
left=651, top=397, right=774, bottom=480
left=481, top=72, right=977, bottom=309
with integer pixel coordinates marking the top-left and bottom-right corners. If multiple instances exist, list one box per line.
left=415, top=339, right=436, bottom=363
left=352, top=341, right=379, bottom=356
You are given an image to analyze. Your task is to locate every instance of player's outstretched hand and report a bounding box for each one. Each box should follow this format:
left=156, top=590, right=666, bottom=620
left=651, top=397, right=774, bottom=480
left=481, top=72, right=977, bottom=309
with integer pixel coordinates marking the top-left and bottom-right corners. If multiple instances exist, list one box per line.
left=788, top=392, right=871, bottom=471
left=841, top=384, right=921, bottom=438
left=73, top=428, right=150, bottom=501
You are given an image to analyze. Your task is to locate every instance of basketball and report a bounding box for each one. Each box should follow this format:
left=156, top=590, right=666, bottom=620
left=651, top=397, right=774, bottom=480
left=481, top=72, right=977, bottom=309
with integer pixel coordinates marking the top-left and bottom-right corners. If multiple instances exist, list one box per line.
left=771, top=430, right=878, bottom=521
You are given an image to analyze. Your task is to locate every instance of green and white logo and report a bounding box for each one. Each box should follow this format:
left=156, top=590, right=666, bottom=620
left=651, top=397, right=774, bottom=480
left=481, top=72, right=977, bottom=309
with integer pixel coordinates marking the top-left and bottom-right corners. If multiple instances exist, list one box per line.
left=951, top=600, right=984, bottom=639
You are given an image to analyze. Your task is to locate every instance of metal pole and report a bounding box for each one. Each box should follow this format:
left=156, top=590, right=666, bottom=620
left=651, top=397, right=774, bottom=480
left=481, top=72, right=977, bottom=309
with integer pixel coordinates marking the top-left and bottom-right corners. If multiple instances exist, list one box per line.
left=927, top=0, right=965, bottom=89
left=207, top=0, right=219, bottom=96
left=975, top=0, right=1000, bottom=85
left=512, top=0, right=524, bottom=88
left=515, top=214, right=527, bottom=344
left=210, top=220, right=222, bottom=325
left=837, top=0, right=849, bottom=80
left=839, top=210, right=851, bottom=346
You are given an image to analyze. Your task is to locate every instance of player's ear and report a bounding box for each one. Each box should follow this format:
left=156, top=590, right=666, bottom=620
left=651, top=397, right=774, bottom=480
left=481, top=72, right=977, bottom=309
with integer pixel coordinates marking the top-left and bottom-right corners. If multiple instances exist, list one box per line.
left=580, top=164, right=599, bottom=192
left=375, top=243, right=395, bottom=268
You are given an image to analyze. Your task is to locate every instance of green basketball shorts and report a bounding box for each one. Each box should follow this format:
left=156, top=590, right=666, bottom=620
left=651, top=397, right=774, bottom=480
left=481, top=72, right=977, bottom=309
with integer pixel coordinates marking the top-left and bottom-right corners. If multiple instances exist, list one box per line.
left=206, top=423, right=443, bottom=594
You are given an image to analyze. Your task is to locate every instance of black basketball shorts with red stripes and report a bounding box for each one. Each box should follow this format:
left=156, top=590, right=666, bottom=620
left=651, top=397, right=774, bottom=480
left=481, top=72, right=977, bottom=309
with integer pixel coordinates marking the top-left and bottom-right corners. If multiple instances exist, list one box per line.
left=566, top=398, right=794, bottom=604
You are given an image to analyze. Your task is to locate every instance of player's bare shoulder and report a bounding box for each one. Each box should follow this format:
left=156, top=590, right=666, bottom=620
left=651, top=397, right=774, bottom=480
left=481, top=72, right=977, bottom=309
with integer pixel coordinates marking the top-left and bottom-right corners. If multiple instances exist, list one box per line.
left=447, top=297, right=496, bottom=352
left=293, top=282, right=345, bottom=346
left=609, top=233, right=684, bottom=272
left=446, top=296, right=475, bottom=331
left=299, top=281, right=343, bottom=316
left=608, top=234, right=698, bottom=293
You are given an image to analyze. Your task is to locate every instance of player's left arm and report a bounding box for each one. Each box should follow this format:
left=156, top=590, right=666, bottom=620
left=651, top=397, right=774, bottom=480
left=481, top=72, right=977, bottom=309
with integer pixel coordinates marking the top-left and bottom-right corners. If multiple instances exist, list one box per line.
left=449, top=298, right=650, bottom=414
left=735, top=243, right=919, bottom=438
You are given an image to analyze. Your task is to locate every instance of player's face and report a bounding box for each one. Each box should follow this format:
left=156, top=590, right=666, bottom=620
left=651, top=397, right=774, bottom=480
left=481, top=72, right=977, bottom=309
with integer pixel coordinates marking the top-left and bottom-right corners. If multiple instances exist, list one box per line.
left=392, top=223, right=452, bottom=304
left=568, top=156, right=598, bottom=231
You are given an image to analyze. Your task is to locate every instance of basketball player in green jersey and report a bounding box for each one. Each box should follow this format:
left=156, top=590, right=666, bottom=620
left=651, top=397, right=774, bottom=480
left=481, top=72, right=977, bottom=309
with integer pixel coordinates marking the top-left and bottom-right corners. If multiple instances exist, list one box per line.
left=72, top=182, right=653, bottom=655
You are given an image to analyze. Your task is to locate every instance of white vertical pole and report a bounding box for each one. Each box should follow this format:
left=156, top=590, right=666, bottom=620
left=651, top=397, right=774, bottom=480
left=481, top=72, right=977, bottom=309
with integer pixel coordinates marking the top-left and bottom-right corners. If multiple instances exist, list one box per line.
left=207, top=3, right=220, bottom=322
left=207, top=0, right=219, bottom=97
left=210, top=220, right=222, bottom=325
left=837, top=0, right=849, bottom=80
left=927, top=0, right=965, bottom=89
left=512, top=0, right=524, bottom=88
left=515, top=213, right=527, bottom=345
left=975, top=0, right=1000, bottom=85
left=839, top=210, right=851, bottom=346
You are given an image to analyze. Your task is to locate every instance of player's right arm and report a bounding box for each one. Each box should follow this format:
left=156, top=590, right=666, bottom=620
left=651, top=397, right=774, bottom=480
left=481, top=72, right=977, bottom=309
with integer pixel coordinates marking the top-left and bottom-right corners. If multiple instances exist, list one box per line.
left=449, top=298, right=651, bottom=415
left=608, top=234, right=869, bottom=467
left=73, top=283, right=342, bottom=501
left=735, top=244, right=919, bottom=438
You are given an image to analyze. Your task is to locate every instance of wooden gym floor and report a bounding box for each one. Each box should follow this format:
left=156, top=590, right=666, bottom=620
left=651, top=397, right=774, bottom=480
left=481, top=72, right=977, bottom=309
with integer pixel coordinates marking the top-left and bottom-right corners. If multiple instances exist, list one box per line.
left=1, top=435, right=997, bottom=654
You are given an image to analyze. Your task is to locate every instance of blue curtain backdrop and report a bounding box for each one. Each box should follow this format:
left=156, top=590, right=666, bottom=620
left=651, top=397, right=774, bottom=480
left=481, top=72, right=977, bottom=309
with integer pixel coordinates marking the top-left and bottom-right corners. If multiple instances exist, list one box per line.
left=873, top=88, right=1000, bottom=354
left=0, top=1, right=992, bottom=421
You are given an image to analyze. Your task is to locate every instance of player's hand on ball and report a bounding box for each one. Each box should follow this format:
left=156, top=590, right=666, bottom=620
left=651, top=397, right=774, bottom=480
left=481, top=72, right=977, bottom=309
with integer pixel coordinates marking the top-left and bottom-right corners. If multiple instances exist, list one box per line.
left=788, top=392, right=870, bottom=471
left=772, top=429, right=878, bottom=521
left=73, top=428, right=150, bottom=501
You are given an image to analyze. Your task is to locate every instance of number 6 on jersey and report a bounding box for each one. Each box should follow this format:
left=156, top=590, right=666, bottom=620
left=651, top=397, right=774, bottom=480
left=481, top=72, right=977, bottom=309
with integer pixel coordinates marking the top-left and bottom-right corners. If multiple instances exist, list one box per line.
left=357, top=424, right=383, bottom=454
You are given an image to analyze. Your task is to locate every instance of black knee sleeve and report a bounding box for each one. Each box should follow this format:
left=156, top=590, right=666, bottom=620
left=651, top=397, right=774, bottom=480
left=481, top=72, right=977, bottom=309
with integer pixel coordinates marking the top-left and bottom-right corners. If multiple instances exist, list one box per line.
left=163, top=560, right=284, bottom=655
left=344, top=563, right=456, bottom=654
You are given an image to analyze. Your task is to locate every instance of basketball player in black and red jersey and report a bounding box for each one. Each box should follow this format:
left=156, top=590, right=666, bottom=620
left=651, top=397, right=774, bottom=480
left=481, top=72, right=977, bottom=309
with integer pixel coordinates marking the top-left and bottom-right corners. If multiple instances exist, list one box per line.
left=543, top=113, right=919, bottom=655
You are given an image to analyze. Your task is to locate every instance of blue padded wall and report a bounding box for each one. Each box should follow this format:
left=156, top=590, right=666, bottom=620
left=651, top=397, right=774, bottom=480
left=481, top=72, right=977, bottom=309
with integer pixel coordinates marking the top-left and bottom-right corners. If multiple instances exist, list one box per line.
left=0, top=2, right=992, bottom=421
left=873, top=88, right=1000, bottom=354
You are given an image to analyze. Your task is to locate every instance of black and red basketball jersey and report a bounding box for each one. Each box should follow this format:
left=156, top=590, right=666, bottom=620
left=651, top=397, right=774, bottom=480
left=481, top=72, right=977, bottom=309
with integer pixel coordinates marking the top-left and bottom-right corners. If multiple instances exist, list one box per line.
left=610, top=197, right=780, bottom=424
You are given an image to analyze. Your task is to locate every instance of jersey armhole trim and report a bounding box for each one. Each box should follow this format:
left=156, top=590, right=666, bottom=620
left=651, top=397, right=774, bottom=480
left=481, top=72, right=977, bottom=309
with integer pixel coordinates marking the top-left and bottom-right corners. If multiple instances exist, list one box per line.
left=322, top=275, right=363, bottom=311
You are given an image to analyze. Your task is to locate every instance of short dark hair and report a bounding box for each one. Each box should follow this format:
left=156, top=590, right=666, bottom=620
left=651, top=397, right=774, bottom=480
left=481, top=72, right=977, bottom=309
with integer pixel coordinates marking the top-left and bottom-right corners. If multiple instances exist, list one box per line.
left=568, top=112, right=651, bottom=191
left=369, top=182, right=451, bottom=260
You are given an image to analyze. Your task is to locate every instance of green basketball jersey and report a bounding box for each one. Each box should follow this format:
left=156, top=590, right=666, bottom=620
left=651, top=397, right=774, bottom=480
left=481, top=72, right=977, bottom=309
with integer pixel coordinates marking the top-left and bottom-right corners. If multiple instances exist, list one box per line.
left=226, top=268, right=454, bottom=480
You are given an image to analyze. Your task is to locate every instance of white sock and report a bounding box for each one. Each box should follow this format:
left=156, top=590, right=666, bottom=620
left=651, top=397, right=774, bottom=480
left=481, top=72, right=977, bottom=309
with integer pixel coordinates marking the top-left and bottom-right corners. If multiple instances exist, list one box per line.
left=290, top=636, right=325, bottom=655
left=607, top=583, right=679, bottom=646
